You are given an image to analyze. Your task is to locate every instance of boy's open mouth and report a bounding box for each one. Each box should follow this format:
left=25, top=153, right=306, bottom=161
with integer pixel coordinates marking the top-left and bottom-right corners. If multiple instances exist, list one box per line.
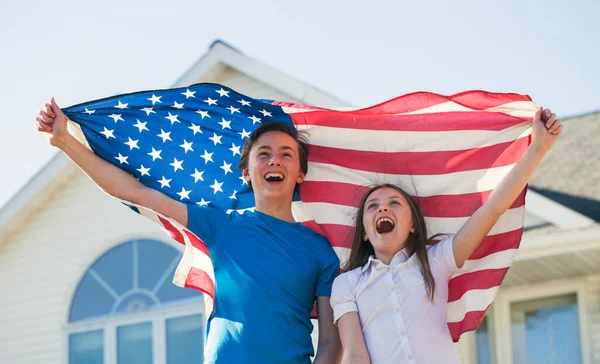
left=264, top=172, right=285, bottom=182
left=376, top=217, right=395, bottom=234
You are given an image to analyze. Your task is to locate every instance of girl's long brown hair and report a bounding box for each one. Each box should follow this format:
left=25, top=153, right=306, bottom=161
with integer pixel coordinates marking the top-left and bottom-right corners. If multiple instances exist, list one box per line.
left=343, top=183, right=440, bottom=301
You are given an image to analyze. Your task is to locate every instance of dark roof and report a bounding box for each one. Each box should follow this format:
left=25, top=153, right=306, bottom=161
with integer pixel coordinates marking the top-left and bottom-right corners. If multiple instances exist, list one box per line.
left=529, top=110, right=600, bottom=222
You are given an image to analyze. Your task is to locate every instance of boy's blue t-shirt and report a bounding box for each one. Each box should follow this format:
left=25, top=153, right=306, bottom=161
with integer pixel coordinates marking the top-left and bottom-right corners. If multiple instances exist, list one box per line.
left=187, top=204, right=340, bottom=364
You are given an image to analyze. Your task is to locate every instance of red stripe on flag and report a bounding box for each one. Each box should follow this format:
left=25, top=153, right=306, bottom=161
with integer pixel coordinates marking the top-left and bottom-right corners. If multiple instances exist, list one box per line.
left=318, top=224, right=355, bottom=249
left=185, top=267, right=215, bottom=304
left=448, top=309, right=488, bottom=342
left=293, top=111, right=529, bottom=131
left=354, top=91, right=531, bottom=115
left=158, top=216, right=185, bottom=245
left=448, top=268, right=510, bottom=302
left=469, top=228, right=523, bottom=260
left=307, top=137, right=530, bottom=175
left=182, top=229, right=210, bottom=256
left=301, top=219, right=326, bottom=236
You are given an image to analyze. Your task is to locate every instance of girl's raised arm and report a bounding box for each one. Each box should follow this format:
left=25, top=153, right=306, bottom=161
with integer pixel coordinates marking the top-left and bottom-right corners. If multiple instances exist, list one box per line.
left=452, top=107, right=563, bottom=267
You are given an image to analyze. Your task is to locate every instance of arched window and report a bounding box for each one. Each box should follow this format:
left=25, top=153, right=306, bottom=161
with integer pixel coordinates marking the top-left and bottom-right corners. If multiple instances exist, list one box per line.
left=66, top=239, right=204, bottom=364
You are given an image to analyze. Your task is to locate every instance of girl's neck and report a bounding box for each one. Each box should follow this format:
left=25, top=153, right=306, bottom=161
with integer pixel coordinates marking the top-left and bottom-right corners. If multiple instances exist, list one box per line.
left=374, top=247, right=406, bottom=265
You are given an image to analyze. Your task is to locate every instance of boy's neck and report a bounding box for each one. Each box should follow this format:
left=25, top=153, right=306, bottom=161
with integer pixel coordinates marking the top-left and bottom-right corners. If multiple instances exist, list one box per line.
left=254, top=195, right=296, bottom=223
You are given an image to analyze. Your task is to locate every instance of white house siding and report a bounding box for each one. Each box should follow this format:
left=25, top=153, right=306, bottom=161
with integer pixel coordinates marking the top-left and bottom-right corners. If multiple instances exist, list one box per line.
left=588, top=273, right=600, bottom=364
left=0, top=170, right=176, bottom=364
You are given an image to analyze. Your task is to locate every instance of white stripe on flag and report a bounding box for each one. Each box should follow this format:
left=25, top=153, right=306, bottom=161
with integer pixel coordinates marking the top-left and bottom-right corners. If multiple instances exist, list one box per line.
left=304, top=124, right=531, bottom=152
left=446, top=286, right=500, bottom=323
left=453, top=249, right=519, bottom=277
left=305, top=162, right=518, bottom=197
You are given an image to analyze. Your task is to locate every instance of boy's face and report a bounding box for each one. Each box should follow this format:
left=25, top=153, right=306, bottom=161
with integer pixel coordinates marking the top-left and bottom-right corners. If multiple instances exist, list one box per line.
left=242, top=131, right=305, bottom=201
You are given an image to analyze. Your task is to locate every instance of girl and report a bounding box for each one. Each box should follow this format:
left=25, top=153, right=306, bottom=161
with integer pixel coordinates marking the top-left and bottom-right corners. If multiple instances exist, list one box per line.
left=330, top=107, right=563, bottom=364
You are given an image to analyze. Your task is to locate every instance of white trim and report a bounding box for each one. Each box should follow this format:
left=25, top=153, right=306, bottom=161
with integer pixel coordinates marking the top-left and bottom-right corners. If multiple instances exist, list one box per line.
left=173, top=40, right=348, bottom=108
left=525, top=189, right=595, bottom=229
left=517, top=224, right=600, bottom=261
left=492, top=277, right=591, bottom=364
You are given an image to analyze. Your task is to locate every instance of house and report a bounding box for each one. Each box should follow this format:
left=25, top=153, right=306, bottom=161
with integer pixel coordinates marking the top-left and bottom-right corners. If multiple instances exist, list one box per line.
left=0, top=40, right=598, bottom=364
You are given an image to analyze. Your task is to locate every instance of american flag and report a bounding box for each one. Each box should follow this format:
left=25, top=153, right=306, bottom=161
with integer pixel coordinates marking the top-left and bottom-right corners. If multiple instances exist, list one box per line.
left=63, top=83, right=536, bottom=341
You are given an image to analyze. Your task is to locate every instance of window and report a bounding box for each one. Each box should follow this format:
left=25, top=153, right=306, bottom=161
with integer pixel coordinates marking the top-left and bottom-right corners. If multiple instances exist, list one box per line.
left=510, top=294, right=581, bottom=364
left=475, top=316, right=492, bottom=364
left=66, top=239, right=204, bottom=364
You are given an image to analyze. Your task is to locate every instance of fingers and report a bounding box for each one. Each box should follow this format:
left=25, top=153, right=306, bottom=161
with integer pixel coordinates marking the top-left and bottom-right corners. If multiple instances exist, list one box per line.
left=37, top=109, right=54, bottom=125
left=548, top=119, right=563, bottom=134
left=545, top=113, right=557, bottom=129
left=44, top=102, right=56, bottom=118
left=35, top=117, right=52, bottom=133
left=534, top=107, right=543, bottom=122
left=50, top=97, right=65, bottom=118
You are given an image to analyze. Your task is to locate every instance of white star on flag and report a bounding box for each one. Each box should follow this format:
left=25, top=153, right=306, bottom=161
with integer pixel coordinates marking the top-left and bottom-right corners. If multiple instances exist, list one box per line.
left=227, top=106, right=240, bottom=114
left=220, top=161, right=233, bottom=175
left=229, top=143, right=241, bottom=156
left=210, top=179, right=224, bottom=194
left=133, top=119, right=149, bottom=133
left=201, top=150, right=213, bottom=164
left=204, top=98, right=217, bottom=106
left=165, top=113, right=180, bottom=124
left=148, top=148, right=162, bottom=161
left=100, top=127, right=115, bottom=139
left=238, top=129, right=251, bottom=139
left=182, top=89, right=196, bottom=99
left=191, top=169, right=205, bottom=182
left=259, top=109, right=272, bottom=117
left=177, top=187, right=191, bottom=200
left=137, top=165, right=151, bottom=177
left=115, top=154, right=129, bottom=164
left=180, top=140, right=194, bottom=153
left=170, top=158, right=184, bottom=172
left=115, top=101, right=129, bottom=109
left=218, top=118, right=232, bottom=130
left=196, top=110, right=210, bottom=119
left=216, top=88, right=230, bottom=97
left=141, top=107, right=155, bottom=115
left=124, top=138, right=140, bottom=150
left=209, top=133, right=222, bottom=146
left=148, top=94, right=162, bottom=105
left=158, top=176, right=171, bottom=188
left=109, top=114, right=124, bottom=123
left=189, top=124, right=202, bottom=135
left=157, top=130, right=172, bottom=143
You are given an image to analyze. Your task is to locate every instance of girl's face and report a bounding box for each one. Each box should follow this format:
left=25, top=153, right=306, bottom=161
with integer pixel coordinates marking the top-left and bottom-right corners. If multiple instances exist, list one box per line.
left=362, top=187, right=414, bottom=256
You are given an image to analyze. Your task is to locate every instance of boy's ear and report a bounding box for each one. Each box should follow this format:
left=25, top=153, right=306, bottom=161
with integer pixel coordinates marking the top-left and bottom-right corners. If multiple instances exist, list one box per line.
left=242, top=169, right=251, bottom=182
left=296, top=171, right=305, bottom=184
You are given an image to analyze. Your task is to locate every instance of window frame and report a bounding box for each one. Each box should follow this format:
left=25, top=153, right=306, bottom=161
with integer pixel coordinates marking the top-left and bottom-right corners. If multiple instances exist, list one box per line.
left=490, top=277, right=591, bottom=364
left=63, top=298, right=204, bottom=364
left=62, top=236, right=206, bottom=364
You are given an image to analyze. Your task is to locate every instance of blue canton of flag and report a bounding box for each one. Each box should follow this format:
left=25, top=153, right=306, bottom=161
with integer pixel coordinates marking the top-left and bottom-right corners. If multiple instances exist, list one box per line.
left=63, top=83, right=296, bottom=211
